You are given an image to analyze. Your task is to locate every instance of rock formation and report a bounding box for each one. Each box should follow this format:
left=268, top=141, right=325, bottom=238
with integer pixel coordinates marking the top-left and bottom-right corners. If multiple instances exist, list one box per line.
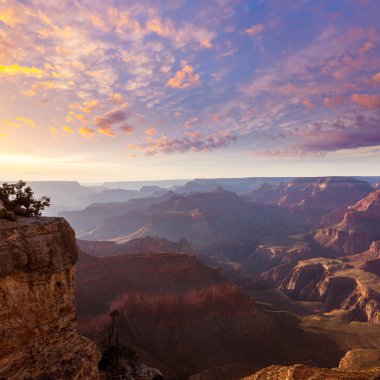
left=279, top=255, right=380, bottom=323
left=315, top=190, right=380, bottom=254
left=76, top=250, right=338, bottom=378
left=243, top=363, right=380, bottom=379
left=77, top=236, right=192, bottom=257
left=0, top=217, right=101, bottom=379
left=247, top=177, right=372, bottom=214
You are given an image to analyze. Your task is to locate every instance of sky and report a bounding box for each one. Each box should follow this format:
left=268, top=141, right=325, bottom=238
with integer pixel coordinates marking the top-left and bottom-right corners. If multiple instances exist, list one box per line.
left=0, top=0, right=379, bottom=181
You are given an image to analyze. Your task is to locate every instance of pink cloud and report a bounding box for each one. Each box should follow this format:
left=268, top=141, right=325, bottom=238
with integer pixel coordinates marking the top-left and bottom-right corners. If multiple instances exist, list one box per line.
left=293, top=114, right=380, bottom=152
left=323, top=96, right=344, bottom=108
left=245, top=24, right=264, bottom=37
left=351, top=94, right=380, bottom=108
left=302, top=98, right=315, bottom=109
left=134, top=131, right=237, bottom=155
left=93, top=108, right=130, bottom=137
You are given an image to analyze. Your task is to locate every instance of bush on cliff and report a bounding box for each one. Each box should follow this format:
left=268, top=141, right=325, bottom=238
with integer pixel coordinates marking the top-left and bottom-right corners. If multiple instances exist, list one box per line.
left=0, top=180, right=50, bottom=219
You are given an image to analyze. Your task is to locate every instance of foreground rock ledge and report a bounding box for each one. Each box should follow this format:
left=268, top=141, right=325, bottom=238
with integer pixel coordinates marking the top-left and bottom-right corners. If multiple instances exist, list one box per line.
left=0, top=217, right=101, bottom=379
left=243, top=363, right=380, bottom=380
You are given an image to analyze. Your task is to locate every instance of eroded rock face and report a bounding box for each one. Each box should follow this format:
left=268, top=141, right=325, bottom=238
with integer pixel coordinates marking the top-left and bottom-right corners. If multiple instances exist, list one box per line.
left=77, top=236, right=192, bottom=257
left=315, top=190, right=380, bottom=254
left=0, top=217, right=101, bottom=380
left=243, top=364, right=380, bottom=380
left=279, top=257, right=380, bottom=323
left=339, top=349, right=380, bottom=371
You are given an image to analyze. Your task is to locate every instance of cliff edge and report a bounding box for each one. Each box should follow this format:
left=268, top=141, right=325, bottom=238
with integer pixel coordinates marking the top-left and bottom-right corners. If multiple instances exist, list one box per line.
left=0, top=217, right=101, bottom=379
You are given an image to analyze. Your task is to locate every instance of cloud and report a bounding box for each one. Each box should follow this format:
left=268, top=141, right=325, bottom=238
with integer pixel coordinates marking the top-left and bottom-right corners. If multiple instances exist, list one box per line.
left=144, top=127, right=158, bottom=136
left=16, top=117, right=35, bottom=127
left=63, top=126, right=74, bottom=133
left=93, top=108, right=129, bottom=137
left=167, top=63, right=201, bottom=89
left=212, top=113, right=222, bottom=122
left=323, top=96, right=344, bottom=108
left=293, top=114, right=380, bottom=152
left=79, top=127, right=95, bottom=138
left=0, top=64, right=44, bottom=77
left=351, top=94, right=380, bottom=108
left=245, top=24, right=264, bottom=37
left=184, top=117, right=200, bottom=129
left=133, top=131, right=237, bottom=155
left=119, top=124, right=134, bottom=135
left=302, top=98, right=315, bottom=109
left=0, top=7, right=22, bottom=27
left=372, top=72, right=380, bottom=83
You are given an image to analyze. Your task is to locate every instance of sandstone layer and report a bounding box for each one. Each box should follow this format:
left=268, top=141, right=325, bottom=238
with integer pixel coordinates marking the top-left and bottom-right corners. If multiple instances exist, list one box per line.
left=0, top=217, right=101, bottom=380
left=243, top=364, right=380, bottom=380
left=315, top=190, right=380, bottom=254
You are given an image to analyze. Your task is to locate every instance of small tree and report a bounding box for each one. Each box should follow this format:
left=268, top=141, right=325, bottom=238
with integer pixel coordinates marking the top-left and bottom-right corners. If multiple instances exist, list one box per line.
left=0, top=180, right=50, bottom=219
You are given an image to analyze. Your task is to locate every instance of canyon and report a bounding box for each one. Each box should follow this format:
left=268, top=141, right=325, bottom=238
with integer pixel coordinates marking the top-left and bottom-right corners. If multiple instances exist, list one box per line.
left=3, top=176, right=380, bottom=379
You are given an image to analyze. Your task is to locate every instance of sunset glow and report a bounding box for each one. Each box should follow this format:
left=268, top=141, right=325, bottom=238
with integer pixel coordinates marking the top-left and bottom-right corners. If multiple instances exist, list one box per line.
left=0, top=0, right=379, bottom=181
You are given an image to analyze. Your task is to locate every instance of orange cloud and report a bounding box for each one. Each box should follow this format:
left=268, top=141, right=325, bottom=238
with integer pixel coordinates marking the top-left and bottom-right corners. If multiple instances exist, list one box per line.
left=245, top=24, right=264, bottom=37
left=16, top=117, right=35, bottom=127
left=0, top=64, right=44, bottom=78
left=82, top=100, right=99, bottom=113
left=351, top=94, right=380, bottom=108
left=98, top=126, right=115, bottom=137
left=144, top=127, right=158, bottom=136
left=146, top=17, right=173, bottom=38
left=63, top=126, right=74, bottom=133
left=212, top=114, right=221, bottom=122
left=110, top=93, right=126, bottom=106
left=75, top=114, right=89, bottom=125
left=0, top=7, right=22, bottom=26
left=372, top=72, right=380, bottom=83
left=79, top=127, right=95, bottom=138
left=167, top=64, right=201, bottom=89
left=302, top=98, right=316, bottom=109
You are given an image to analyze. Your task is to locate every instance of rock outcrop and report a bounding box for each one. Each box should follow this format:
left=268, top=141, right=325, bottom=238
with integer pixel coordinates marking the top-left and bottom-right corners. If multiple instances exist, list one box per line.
left=339, top=349, right=380, bottom=371
left=0, top=217, right=101, bottom=379
left=315, top=190, right=380, bottom=254
left=243, top=364, right=380, bottom=379
left=279, top=256, right=380, bottom=323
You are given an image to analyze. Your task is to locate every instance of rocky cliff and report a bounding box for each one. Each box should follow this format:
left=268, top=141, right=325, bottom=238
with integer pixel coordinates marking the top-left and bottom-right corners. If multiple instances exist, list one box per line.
left=0, top=217, right=101, bottom=379
left=243, top=363, right=380, bottom=379
left=279, top=255, right=380, bottom=323
left=247, top=177, right=372, bottom=214
left=76, top=250, right=337, bottom=378
left=315, top=190, right=380, bottom=254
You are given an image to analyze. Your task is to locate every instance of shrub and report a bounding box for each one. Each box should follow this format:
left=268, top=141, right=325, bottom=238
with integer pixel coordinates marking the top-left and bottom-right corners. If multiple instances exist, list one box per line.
left=0, top=180, right=50, bottom=218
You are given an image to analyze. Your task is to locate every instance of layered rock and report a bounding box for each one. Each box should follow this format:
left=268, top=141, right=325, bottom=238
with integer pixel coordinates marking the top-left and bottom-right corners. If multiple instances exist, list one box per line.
left=76, top=250, right=334, bottom=378
left=243, top=364, right=380, bottom=379
left=72, top=189, right=300, bottom=251
left=0, top=217, right=101, bottom=379
left=77, top=236, right=192, bottom=257
left=247, top=177, right=371, bottom=214
left=315, top=190, right=380, bottom=254
left=279, top=257, right=380, bottom=323
left=339, top=349, right=380, bottom=371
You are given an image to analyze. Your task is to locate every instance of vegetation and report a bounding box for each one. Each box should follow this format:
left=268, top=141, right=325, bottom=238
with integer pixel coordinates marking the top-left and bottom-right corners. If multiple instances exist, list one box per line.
left=0, top=180, right=50, bottom=220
